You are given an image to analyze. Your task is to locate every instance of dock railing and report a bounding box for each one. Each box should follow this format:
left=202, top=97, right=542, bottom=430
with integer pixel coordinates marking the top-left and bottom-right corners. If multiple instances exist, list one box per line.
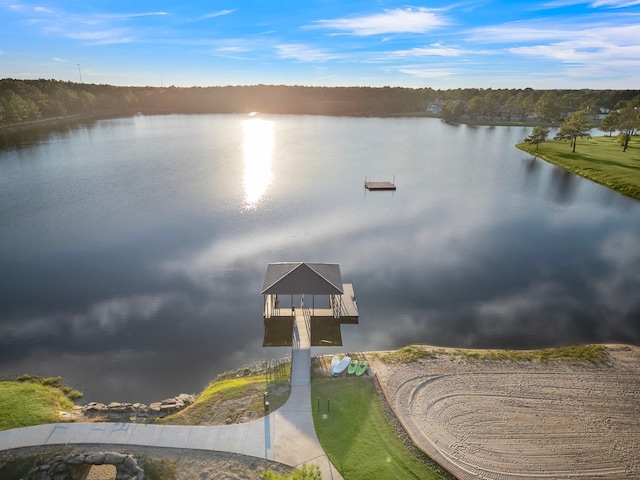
left=302, top=307, right=311, bottom=338
left=332, top=296, right=342, bottom=319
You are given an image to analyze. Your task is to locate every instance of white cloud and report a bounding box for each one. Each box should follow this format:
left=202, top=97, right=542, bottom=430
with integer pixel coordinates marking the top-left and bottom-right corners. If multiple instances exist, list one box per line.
left=13, top=5, right=167, bottom=45
left=509, top=43, right=640, bottom=63
left=469, top=20, right=640, bottom=45
left=34, top=6, right=54, bottom=14
left=96, top=11, right=168, bottom=20
left=540, top=0, right=640, bottom=7
left=311, top=7, right=447, bottom=36
left=590, top=0, right=640, bottom=6
left=399, top=68, right=456, bottom=79
left=467, top=20, right=640, bottom=81
left=64, top=29, right=133, bottom=45
left=276, top=44, right=339, bottom=62
left=200, top=9, right=236, bottom=20
left=391, top=43, right=466, bottom=57
left=501, top=23, right=640, bottom=69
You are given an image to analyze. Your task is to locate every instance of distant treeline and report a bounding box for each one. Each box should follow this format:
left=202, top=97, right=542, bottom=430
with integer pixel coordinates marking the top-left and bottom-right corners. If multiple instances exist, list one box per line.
left=1, top=78, right=639, bottom=127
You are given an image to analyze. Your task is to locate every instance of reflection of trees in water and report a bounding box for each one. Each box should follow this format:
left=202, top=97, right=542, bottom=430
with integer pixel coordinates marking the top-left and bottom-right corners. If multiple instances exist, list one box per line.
left=521, top=156, right=542, bottom=194
left=550, top=167, right=578, bottom=204
left=522, top=155, right=578, bottom=204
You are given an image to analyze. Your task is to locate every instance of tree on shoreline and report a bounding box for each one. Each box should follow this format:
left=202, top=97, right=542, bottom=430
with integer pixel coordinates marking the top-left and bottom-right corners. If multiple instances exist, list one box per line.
left=555, top=110, right=592, bottom=153
left=615, top=100, right=640, bottom=152
left=524, top=125, right=550, bottom=150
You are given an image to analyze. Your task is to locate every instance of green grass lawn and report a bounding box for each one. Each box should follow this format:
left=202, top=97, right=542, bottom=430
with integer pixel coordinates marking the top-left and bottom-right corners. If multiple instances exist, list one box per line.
left=517, top=135, right=640, bottom=200
left=0, top=381, right=75, bottom=431
left=311, top=376, right=446, bottom=480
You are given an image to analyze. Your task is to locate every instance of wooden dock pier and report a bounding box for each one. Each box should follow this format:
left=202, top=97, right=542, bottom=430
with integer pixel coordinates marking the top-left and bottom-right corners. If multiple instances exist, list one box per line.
left=365, top=181, right=396, bottom=191
left=364, top=176, right=396, bottom=191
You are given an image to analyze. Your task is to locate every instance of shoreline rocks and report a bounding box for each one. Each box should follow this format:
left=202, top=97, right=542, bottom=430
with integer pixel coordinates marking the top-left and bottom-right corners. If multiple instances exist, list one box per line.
left=24, top=451, right=144, bottom=480
left=73, top=393, right=196, bottom=422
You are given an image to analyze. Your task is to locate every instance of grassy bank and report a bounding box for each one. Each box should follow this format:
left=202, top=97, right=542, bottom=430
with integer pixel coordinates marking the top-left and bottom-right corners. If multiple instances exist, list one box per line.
left=516, top=135, right=640, bottom=200
left=455, top=344, right=609, bottom=363
left=158, top=362, right=290, bottom=426
left=311, top=374, right=446, bottom=480
left=378, top=344, right=609, bottom=365
left=0, top=376, right=80, bottom=431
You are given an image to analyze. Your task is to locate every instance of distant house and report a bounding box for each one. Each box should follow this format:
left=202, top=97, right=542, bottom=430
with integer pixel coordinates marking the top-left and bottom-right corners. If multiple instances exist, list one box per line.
left=502, top=107, right=534, bottom=121
left=426, top=99, right=446, bottom=114
left=592, top=108, right=610, bottom=121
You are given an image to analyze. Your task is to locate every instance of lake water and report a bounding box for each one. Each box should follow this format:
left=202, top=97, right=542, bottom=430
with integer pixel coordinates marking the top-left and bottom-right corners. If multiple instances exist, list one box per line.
left=1, top=114, right=639, bottom=403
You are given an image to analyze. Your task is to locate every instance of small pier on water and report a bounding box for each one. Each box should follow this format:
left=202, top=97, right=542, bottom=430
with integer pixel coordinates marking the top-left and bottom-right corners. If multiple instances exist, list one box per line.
left=364, top=176, right=396, bottom=191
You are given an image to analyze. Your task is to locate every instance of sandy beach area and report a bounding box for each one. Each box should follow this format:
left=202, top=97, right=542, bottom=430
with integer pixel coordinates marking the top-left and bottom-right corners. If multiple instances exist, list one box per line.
left=369, top=343, right=640, bottom=480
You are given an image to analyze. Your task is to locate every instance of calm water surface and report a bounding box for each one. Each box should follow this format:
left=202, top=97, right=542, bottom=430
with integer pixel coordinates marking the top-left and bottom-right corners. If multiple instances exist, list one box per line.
left=1, top=114, right=639, bottom=403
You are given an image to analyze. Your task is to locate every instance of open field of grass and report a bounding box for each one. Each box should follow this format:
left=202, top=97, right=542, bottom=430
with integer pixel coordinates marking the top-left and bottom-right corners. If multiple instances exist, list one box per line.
left=311, top=375, right=446, bottom=480
left=517, top=134, right=640, bottom=200
left=0, top=380, right=76, bottom=431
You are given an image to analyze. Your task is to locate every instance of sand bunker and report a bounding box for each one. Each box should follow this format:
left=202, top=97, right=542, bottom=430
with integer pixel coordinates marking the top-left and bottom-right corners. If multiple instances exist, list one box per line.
left=371, top=344, right=640, bottom=480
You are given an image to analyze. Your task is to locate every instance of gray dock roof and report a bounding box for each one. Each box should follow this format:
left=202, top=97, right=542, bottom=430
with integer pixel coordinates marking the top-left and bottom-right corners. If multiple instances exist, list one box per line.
left=261, top=262, right=344, bottom=295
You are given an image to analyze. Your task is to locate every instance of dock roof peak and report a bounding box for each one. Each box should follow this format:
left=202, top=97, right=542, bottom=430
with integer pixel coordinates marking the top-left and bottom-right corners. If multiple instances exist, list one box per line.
left=261, top=262, right=344, bottom=295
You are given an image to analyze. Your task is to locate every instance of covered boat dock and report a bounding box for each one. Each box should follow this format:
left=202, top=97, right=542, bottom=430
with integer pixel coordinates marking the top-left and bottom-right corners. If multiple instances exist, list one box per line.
left=261, top=262, right=358, bottom=346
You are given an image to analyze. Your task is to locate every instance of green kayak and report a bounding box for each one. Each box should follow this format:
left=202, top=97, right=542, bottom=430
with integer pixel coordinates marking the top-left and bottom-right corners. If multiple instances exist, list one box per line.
left=347, top=359, right=358, bottom=375
left=355, top=360, right=368, bottom=376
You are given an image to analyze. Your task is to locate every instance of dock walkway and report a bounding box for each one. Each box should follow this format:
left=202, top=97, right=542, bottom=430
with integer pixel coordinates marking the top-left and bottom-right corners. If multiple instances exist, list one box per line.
left=0, top=312, right=342, bottom=479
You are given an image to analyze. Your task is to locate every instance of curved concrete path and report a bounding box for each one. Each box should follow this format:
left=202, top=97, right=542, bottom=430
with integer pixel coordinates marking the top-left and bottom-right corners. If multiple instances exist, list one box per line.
left=0, top=313, right=343, bottom=480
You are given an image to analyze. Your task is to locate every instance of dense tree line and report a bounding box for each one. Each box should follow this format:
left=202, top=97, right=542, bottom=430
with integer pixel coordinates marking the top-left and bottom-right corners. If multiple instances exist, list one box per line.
left=1, top=78, right=638, bottom=129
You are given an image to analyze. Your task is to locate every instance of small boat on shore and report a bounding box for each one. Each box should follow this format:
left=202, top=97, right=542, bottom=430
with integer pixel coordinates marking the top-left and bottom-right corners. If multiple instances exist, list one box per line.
left=355, top=360, right=368, bottom=376
left=330, top=355, right=340, bottom=374
left=347, top=359, right=358, bottom=375
left=332, top=356, right=351, bottom=376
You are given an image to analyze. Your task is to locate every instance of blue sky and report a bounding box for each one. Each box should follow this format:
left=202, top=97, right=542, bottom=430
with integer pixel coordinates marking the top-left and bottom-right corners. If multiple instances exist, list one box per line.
left=1, top=0, right=639, bottom=89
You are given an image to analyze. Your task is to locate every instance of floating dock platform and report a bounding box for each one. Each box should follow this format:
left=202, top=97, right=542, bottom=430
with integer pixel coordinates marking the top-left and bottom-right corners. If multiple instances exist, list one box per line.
left=365, top=181, right=396, bottom=191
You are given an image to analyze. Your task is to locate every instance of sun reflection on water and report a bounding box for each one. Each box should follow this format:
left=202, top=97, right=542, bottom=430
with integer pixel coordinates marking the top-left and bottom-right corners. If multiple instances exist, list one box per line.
left=242, top=118, right=274, bottom=209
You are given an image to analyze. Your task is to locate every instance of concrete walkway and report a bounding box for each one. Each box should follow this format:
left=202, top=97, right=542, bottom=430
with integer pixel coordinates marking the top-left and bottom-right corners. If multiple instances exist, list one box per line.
left=0, top=312, right=343, bottom=479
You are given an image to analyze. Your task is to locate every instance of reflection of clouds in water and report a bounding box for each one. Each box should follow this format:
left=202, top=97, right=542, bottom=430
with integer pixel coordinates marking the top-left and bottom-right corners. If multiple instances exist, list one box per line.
left=0, top=293, right=180, bottom=345
left=80, top=294, right=179, bottom=332
left=0, top=290, right=279, bottom=403
left=155, top=195, right=506, bottom=317
left=592, top=232, right=640, bottom=337
left=155, top=192, right=640, bottom=350
left=344, top=205, right=640, bottom=349
left=472, top=281, right=588, bottom=342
